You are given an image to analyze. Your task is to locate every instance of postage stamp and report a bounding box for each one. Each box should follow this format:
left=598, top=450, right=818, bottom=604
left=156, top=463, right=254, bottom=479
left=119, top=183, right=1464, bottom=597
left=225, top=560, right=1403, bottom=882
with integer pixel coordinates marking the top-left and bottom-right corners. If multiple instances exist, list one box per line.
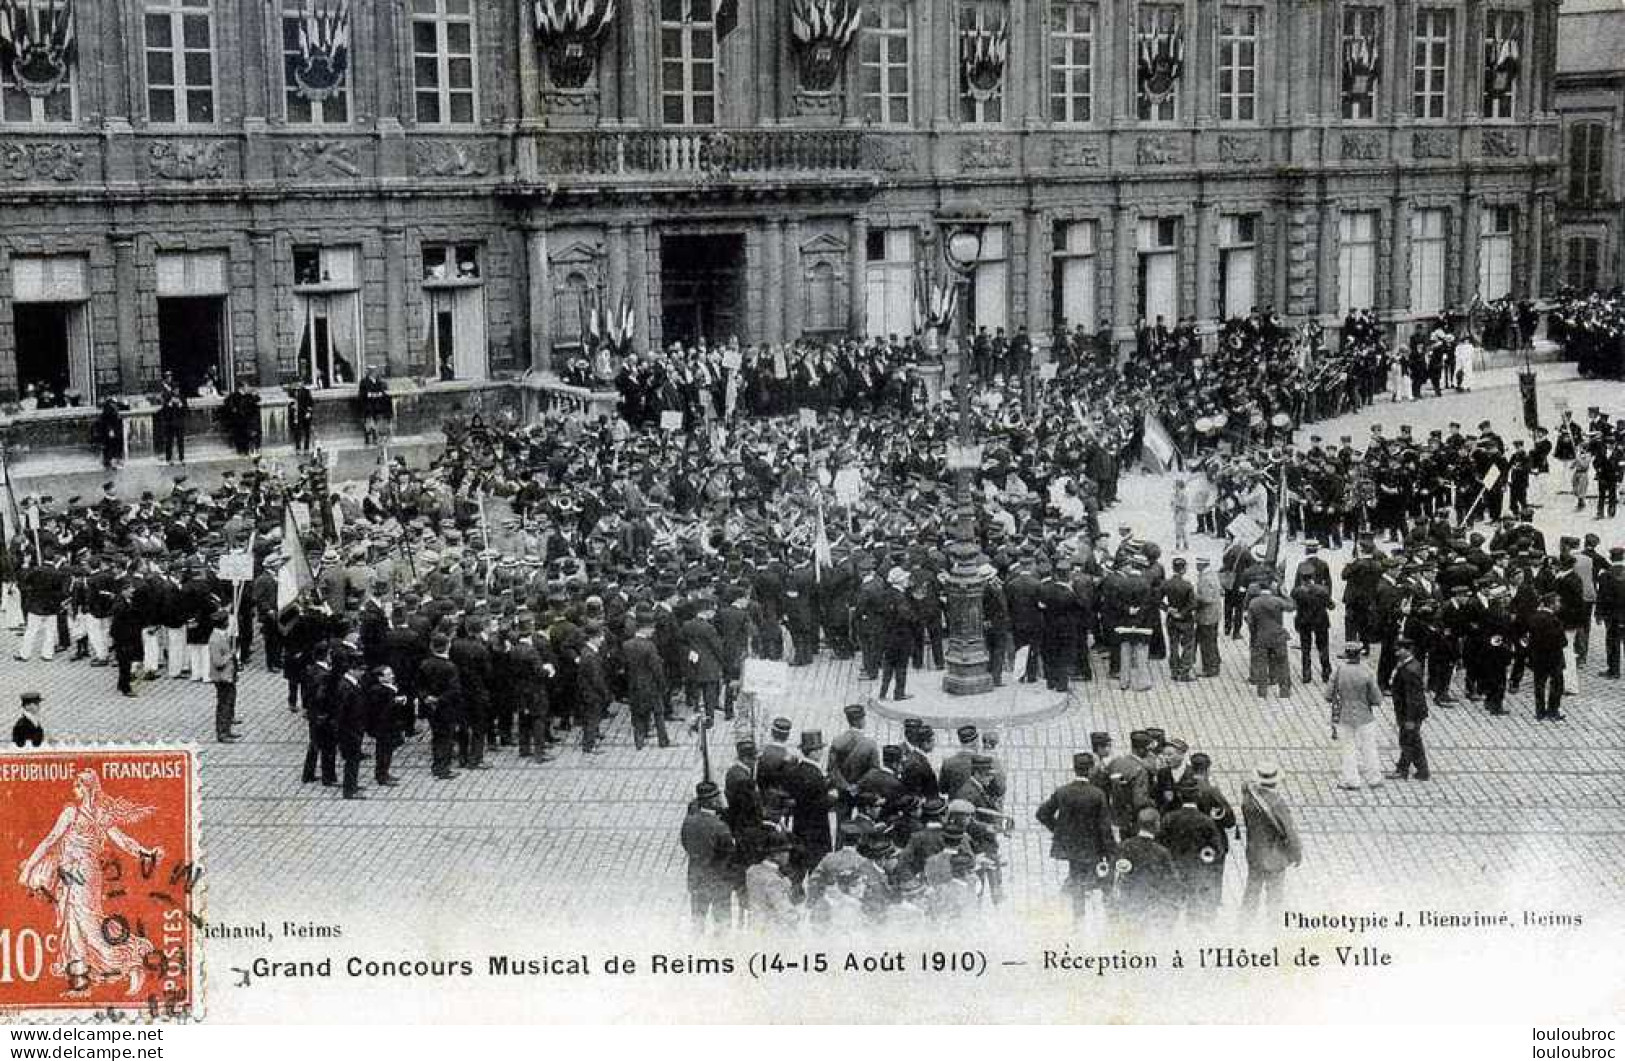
left=0, top=747, right=201, bottom=1023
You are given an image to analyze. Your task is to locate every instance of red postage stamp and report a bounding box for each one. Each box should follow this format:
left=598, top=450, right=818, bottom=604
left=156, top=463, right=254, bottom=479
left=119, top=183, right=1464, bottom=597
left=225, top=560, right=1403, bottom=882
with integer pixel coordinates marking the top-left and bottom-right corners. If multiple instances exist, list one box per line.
left=0, top=747, right=201, bottom=1023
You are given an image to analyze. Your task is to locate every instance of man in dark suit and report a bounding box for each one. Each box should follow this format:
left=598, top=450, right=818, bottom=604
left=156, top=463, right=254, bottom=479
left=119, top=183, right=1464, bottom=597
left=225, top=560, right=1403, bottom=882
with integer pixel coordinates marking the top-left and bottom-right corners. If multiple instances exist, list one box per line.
left=1035, top=752, right=1116, bottom=919
left=724, top=739, right=763, bottom=832
left=714, top=586, right=752, bottom=713
left=1004, top=559, right=1043, bottom=682
left=1162, top=558, right=1198, bottom=682
left=1388, top=638, right=1432, bottom=780
left=509, top=616, right=557, bottom=758
left=1112, top=808, right=1179, bottom=920
left=1037, top=557, right=1082, bottom=691
left=417, top=634, right=463, bottom=780
left=898, top=720, right=939, bottom=800
left=1597, top=547, right=1625, bottom=679
left=782, top=730, right=836, bottom=883
left=856, top=744, right=907, bottom=818
left=680, top=781, right=736, bottom=930
left=365, top=665, right=405, bottom=787
left=334, top=660, right=369, bottom=799
left=300, top=643, right=339, bottom=787
left=1158, top=778, right=1228, bottom=922
left=680, top=598, right=727, bottom=723
left=111, top=583, right=145, bottom=697
left=449, top=618, right=492, bottom=769
left=576, top=623, right=612, bottom=753
left=1522, top=594, right=1569, bottom=721
left=783, top=554, right=819, bottom=665
left=826, top=703, right=878, bottom=814
left=877, top=569, right=916, bottom=702
left=622, top=609, right=669, bottom=749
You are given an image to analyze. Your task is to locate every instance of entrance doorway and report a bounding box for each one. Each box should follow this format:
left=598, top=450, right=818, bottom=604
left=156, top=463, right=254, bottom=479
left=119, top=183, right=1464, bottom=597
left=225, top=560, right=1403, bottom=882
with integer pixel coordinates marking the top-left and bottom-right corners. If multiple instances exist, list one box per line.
left=660, top=233, right=746, bottom=347
left=158, top=296, right=228, bottom=395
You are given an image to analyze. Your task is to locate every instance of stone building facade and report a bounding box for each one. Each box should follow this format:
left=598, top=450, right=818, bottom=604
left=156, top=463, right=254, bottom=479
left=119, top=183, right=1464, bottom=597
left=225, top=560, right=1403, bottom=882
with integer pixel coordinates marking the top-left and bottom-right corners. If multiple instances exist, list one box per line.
left=0, top=0, right=1563, bottom=410
left=1555, top=0, right=1625, bottom=292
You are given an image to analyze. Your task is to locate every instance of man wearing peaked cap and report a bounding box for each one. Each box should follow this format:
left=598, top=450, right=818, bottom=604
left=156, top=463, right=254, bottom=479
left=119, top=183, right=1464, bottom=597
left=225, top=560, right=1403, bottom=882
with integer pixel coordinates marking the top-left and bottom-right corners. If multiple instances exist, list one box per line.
left=723, top=739, right=762, bottom=833
left=937, top=725, right=981, bottom=798
left=679, top=779, right=735, bottom=931
left=827, top=703, right=878, bottom=816
left=758, top=716, right=795, bottom=792
left=1035, top=750, right=1116, bottom=920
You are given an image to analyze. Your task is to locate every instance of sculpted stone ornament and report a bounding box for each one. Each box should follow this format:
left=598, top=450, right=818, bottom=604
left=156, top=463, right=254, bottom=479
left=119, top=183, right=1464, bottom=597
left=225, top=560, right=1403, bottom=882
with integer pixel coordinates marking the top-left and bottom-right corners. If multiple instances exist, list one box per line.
left=1413, top=130, right=1453, bottom=159
left=533, top=0, right=614, bottom=90
left=1135, top=135, right=1182, bottom=166
left=1341, top=132, right=1383, bottom=161
left=864, top=136, right=916, bottom=173
left=287, top=0, right=350, bottom=103
left=1217, top=135, right=1263, bottom=164
left=958, top=136, right=1013, bottom=171
left=1052, top=138, right=1103, bottom=169
left=412, top=140, right=493, bottom=178
left=0, top=141, right=84, bottom=182
left=0, top=0, right=77, bottom=98
left=286, top=138, right=361, bottom=179
left=1482, top=129, right=1521, bottom=158
left=148, top=141, right=226, bottom=181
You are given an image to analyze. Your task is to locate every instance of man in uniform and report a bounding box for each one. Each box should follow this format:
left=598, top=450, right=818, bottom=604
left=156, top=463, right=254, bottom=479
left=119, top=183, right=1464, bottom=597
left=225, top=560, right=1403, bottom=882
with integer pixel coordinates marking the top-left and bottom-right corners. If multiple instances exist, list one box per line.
left=1035, top=752, right=1116, bottom=921
left=1112, top=808, right=1179, bottom=923
left=826, top=703, right=879, bottom=815
left=680, top=782, right=736, bottom=933
left=1388, top=637, right=1432, bottom=780
left=334, top=657, right=369, bottom=799
left=1163, top=557, right=1197, bottom=682
left=300, top=642, right=338, bottom=787
left=417, top=632, right=463, bottom=781
left=1158, top=777, right=1227, bottom=923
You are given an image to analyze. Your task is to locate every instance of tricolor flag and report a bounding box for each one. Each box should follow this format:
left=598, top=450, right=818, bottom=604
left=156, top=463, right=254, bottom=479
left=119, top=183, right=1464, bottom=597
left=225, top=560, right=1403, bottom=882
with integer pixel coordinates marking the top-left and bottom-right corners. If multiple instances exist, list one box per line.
left=277, top=504, right=316, bottom=611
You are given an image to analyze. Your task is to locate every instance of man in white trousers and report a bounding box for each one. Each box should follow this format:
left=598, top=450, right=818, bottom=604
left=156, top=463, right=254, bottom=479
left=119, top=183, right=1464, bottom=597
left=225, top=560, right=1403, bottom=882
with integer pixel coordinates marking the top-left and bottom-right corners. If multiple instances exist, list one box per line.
left=1327, top=643, right=1385, bottom=790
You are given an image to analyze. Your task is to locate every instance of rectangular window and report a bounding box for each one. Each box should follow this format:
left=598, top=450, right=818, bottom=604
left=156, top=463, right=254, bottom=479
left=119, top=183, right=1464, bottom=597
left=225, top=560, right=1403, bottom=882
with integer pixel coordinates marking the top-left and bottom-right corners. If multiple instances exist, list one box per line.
left=1410, top=208, right=1448, bottom=314
left=422, top=242, right=487, bottom=381
left=660, top=0, right=717, bottom=126
left=1136, top=4, right=1182, bottom=122
left=145, top=0, right=216, bottom=125
left=1565, top=236, right=1602, bottom=292
left=1338, top=211, right=1377, bottom=315
left=864, top=229, right=916, bottom=339
left=1412, top=8, right=1452, bottom=121
left=1051, top=220, right=1097, bottom=332
left=1136, top=217, right=1180, bottom=324
left=283, top=0, right=352, bottom=125
left=1341, top=6, right=1383, bottom=120
left=1568, top=122, right=1607, bottom=204
left=1478, top=206, right=1514, bottom=301
left=292, top=246, right=362, bottom=388
left=412, top=0, right=477, bottom=126
left=1, top=4, right=76, bottom=124
left=861, top=2, right=911, bottom=125
left=1049, top=3, right=1094, bottom=124
left=1219, top=214, right=1258, bottom=320
left=9, top=256, right=93, bottom=403
left=960, top=2, right=1008, bottom=125
left=1483, top=10, right=1523, bottom=120
left=1217, top=7, right=1259, bottom=123
left=970, top=225, right=1009, bottom=331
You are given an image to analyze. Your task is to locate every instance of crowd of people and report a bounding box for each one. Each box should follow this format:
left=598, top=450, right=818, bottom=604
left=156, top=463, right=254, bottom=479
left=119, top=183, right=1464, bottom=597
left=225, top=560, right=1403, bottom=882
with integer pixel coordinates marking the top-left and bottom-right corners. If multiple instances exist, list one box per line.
left=1549, top=287, right=1625, bottom=379
left=7, top=290, right=1625, bottom=927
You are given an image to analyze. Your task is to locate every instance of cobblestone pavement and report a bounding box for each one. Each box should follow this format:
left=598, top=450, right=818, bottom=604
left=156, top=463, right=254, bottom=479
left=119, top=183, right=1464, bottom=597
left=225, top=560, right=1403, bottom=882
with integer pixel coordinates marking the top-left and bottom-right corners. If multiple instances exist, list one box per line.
left=5, top=368, right=1623, bottom=938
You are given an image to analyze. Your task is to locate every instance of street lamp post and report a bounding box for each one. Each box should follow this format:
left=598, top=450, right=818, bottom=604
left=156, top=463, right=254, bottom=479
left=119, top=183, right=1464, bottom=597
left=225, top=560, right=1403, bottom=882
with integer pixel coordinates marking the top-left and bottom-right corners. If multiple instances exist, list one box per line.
left=938, top=213, right=994, bottom=697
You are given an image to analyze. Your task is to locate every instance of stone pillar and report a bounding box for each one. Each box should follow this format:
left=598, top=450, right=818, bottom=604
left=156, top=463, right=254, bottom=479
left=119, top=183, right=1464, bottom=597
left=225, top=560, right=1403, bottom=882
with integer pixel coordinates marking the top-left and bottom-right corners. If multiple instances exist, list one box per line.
left=1025, top=208, right=1047, bottom=346
left=848, top=216, right=868, bottom=337
left=1112, top=1, right=1132, bottom=125
left=1462, top=0, right=1484, bottom=120
left=1195, top=200, right=1219, bottom=325
left=111, top=236, right=141, bottom=395
left=783, top=220, right=803, bottom=340
left=629, top=223, right=651, bottom=353
left=526, top=224, right=551, bottom=371
left=1527, top=192, right=1546, bottom=298
left=250, top=233, right=277, bottom=385
left=1389, top=196, right=1413, bottom=321
left=1195, top=0, right=1217, bottom=124
left=626, top=2, right=651, bottom=124
left=1272, top=3, right=1294, bottom=126
left=1392, top=0, right=1414, bottom=120
left=517, top=0, right=544, bottom=122
left=1318, top=200, right=1340, bottom=317
left=608, top=223, right=629, bottom=302
left=763, top=221, right=784, bottom=345
left=384, top=228, right=411, bottom=377
left=1460, top=196, right=1482, bottom=303
left=1113, top=203, right=1137, bottom=339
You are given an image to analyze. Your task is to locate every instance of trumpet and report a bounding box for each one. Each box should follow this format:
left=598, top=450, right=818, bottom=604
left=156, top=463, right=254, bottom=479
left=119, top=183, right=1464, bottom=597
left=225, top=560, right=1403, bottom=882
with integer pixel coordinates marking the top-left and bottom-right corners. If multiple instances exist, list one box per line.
left=974, top=806, right=1018, bottom=833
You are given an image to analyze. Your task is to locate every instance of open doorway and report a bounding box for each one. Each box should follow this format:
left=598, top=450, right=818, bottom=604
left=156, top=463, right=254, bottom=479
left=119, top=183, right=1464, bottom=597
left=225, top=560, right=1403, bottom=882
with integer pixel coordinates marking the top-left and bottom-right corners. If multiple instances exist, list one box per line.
left=158, top=296, right=228, bottom=396
left=660, top=232, right=746, bottom=347
left=12, top=303, right=75, bottom=406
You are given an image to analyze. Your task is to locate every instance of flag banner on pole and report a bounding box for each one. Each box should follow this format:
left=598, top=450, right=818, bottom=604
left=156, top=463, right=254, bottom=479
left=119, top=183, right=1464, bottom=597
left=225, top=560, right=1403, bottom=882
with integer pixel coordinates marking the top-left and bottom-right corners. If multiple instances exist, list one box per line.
left=1481, top=464, right=1503, bottom=490
left=277, top=505, right=315, bottom=611
left=1140, top=412, right=1178, bottom=472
